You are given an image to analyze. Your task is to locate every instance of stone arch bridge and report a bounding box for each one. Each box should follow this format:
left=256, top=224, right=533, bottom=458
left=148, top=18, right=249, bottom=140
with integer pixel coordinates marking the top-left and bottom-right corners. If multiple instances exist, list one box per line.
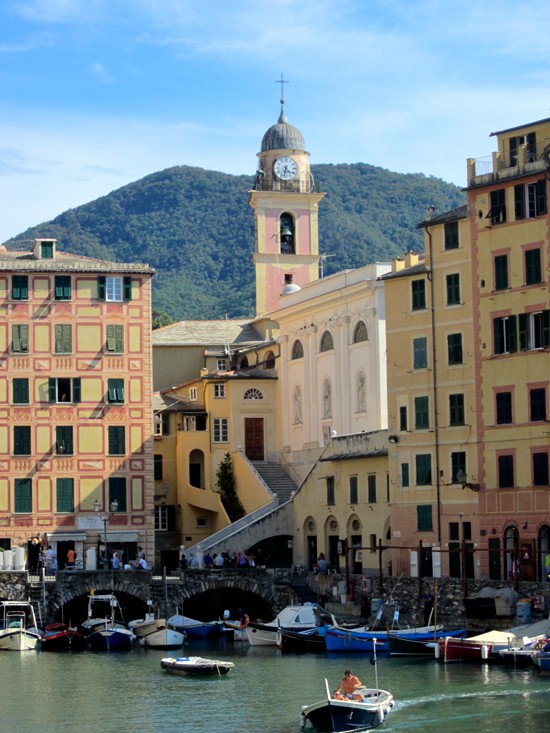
left=1, top=568, right=308, bottom=626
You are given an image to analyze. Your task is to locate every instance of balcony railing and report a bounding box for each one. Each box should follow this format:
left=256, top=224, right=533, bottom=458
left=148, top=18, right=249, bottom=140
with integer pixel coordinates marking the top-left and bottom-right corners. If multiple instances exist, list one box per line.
left=251, top=176, right=321, bottom=194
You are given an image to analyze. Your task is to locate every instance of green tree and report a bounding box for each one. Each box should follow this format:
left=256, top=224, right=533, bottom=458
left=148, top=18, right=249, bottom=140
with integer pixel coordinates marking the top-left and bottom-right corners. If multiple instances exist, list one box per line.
left=215, top=453, right=245, bottom=522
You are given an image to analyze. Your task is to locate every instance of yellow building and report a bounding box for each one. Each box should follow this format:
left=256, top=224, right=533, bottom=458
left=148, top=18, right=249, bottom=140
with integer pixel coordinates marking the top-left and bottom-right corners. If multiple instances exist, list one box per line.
left=0, top=238, right=155, bottom=570
left=467, top=118, right=550, bottom=581
left=382, top=211, right=479, bottom=579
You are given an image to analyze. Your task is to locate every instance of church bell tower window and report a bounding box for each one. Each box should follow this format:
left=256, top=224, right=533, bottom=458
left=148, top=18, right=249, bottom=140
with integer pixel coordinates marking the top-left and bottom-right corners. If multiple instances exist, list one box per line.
left=280, top=213, right=295, bottom=254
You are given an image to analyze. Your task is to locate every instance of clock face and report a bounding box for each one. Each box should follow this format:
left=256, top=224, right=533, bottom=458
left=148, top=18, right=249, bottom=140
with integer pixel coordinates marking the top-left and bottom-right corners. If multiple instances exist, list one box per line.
left=274, top=156, right=298, bottom=180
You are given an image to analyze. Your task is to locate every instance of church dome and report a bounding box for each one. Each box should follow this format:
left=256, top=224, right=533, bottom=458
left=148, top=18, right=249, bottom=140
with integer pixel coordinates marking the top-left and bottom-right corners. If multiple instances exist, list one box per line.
left=261, top=102, right=305, bottom=153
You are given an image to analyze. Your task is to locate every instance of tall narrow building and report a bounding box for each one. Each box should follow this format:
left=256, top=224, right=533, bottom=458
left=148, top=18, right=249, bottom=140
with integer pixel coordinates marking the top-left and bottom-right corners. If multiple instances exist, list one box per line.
left=249, top=96, right=325, bottom=316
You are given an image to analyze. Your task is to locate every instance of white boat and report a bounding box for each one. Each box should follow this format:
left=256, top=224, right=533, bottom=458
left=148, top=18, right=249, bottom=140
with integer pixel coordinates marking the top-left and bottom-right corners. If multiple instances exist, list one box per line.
left=129, top=614, right=185, bottom=649
left=0, top=601, right=42, bottom=651
left=160, top=655, right=235, bottom=676
left=224, top=619, right=249, bottom=643
left=246, top=603, right=337, bottom=646
left=301, top=679, right=394, bottom=733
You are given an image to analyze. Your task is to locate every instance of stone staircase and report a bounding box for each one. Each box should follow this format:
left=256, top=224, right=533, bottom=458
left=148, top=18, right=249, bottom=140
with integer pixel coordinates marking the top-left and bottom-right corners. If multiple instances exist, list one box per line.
left=251, top=461, right=298, bottom=504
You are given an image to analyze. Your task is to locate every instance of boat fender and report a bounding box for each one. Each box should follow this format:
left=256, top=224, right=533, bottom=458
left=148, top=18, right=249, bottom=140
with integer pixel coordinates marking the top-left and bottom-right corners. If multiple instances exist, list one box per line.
left=481, top=644, right=490, bottom=660
left=240, top=613, right=250, bottom=628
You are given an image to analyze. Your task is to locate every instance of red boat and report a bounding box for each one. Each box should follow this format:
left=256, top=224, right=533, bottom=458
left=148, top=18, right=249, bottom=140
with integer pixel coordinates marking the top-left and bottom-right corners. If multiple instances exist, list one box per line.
left=436, top=630, right=515, bottom=663
left=40, top=622, right=88, bottom=651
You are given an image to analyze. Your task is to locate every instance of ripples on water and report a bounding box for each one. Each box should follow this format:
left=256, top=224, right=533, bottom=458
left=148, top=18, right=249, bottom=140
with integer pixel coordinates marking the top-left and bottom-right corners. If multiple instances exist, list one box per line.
left=0, top=641, right=549, bottom=733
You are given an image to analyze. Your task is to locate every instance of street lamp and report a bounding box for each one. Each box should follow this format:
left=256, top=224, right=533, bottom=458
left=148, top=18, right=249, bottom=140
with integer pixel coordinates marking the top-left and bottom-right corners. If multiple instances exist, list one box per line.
left=455, top=469, right=480, bottom=492
left=93, top=499, right=119, bottom=568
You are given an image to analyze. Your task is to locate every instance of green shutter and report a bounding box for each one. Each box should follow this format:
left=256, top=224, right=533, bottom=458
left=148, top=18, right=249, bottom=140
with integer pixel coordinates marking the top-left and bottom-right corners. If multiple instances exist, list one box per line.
left=98, top=276, right=106, bottom=301
left=115, top=325, right=123, bottom=353
left=542, top=310, right=550, bottom=348
left=19, top=325, right=29, bottom=352
left=508, top=315, right=517, bottom=353
left=123, top=276, right=132, bottom=301
left=56, top=478, right=74, bottom=513
left=518, top=314, right=527, bottom=350
left=48, top=378, right=57, bottom=403
left=536, top=179, right=547, bottom=215
left=13, top=378, right=29, bottom=404
left=514, top=185, right=524, bottom=219
left=493, top=318, right=501, bottom=354
left=14, top=478, right=32, bottom=513
left=73, top=378, right=81, bottom=403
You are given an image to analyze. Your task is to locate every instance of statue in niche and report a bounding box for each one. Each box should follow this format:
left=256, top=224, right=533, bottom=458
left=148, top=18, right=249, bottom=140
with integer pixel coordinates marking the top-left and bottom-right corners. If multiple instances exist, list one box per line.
left=357, top=372, right=366, bottom=412
left=323, top=380, right=332, bottom=418
left=293, top=385, right=302, bottom=424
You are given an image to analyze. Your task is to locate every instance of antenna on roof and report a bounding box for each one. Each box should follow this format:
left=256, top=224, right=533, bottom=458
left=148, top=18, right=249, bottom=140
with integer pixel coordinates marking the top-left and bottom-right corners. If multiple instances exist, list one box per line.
left=319, top=253, right=336, bottom=279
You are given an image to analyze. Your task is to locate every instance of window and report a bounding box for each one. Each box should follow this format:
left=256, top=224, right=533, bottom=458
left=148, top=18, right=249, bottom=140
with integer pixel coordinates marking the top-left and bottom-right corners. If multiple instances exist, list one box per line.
left=414, top=396, right=429, bottom=430
left=399, top=406, right=408, bottom=432
left=13, top=378, right=29, bottom=404
left=416, top=454, right=432, bottom=485
left=14, top=478, right=32, bottom=513
left=155, top=505, right=176, bottom=531
left=444, top=220, right=459, bottom=250
left=56, top=478, right=74, bottom=513
left=417, top=504, right=433, bottom=532
left=411, top=279, right=426, bottom=310
left=320, top=331, right=334, bottom=352
left=451, top=451, right=466, bottom=483
left=162, top=413, right=170, bottom=436
left=56, top=426, right=73, bottom=455
left=510, top=132, right=536, bottom=166
left=519, top=311, right=550, bottom=350
left=367, top=475, right=377, bottom=503
left=264, top=351, right=276, bottom=369
left=189, top=387, right=197, bottom=401
left=243, top=388, right=263, bottom=400
left=154, top=454, right=163, bottom=481
left=39, top=241, right=54, bottom=259
left=326, top=476, right=335, bottom=505
left=291, top=340, right=304, bottom=359
left=533, top=452, right=549, bottom=486
left=98, top=275, right=132, bottom=302
left=514, top=180, right=546, bottom=219
left=446, top=273, right=461, bottom=306
left=530, top=388, right=547, bottom=422
left=401, top=463, right=410, bottom=488
left=496, top=392, right=512, bottom=425
left=493, top=316, right=517, bottom=355
left=498, top=455, right=514, bottom=488
left=13, top=426, right=31, bottom=455
left=349, top=476, right=358, bottom=505
left=488, top=188, right=506, bottom=224
left=12, top=275, right=29, bottom=301
left=447, top=333, right=463, bottom=364
left=54, top=275, right=71, bottom=301
left=525, top=248, right=542, bottom=285
left=12, top=324, right=29, bottom=353
left=106, top=324, right=123, bottom=353
left=109, top=476, right=126, bottom=512
left=413, top=337, right=428, bottom=369
left=369, top=534, right=377, bottom=552
left=280, top=212, right=295, bottom=254
left=213, top=418, right=228, bottom=443
left=154, top=416, right=162, bottom=437
left=55, top=324, right=72, bottom=354
left=107, top=378, right=124, bottom=403
left=108, top=426, right=125, bottom=455
left=353, top=321, right=368, bottom=343
left=494, top=254, right=509, bottom=291
left=214, top=384, right=225, bottom=398
left=49, top=377, right=81, bottom=403
left=217, top=358, right=227, bottom=371
left=449, top=393, right=465, bottom=426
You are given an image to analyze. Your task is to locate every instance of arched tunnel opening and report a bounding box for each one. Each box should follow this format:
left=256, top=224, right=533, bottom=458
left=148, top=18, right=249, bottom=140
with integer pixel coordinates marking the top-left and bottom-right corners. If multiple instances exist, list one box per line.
left=57, top=591, right=149, bottom=627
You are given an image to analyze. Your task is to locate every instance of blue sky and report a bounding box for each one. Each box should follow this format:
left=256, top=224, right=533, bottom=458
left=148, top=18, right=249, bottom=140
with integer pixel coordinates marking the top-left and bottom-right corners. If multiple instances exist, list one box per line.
left=1, top=0, right=550, bottom=243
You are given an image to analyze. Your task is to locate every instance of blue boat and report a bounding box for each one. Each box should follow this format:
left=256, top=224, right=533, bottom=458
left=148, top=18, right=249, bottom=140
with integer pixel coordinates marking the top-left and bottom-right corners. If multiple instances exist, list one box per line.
left=167, top=613, right=225, bottom=640
left=81, top=594, right=136, bottom=651
left=325, top=624, right=465, bottom=653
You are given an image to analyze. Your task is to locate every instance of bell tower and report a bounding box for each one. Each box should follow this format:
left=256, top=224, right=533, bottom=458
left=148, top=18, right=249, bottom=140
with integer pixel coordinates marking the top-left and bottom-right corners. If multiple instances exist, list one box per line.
left=249, top=89, right=325, bottom=316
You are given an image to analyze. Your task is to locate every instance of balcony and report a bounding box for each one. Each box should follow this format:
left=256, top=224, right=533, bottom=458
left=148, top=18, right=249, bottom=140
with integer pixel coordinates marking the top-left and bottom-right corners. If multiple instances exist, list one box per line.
left=467, top=146, right=548, bottom=188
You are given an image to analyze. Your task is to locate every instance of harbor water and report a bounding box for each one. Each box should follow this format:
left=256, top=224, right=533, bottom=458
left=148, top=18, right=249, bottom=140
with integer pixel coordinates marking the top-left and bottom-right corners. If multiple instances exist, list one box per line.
left=0, top=639, right=549, bottom=733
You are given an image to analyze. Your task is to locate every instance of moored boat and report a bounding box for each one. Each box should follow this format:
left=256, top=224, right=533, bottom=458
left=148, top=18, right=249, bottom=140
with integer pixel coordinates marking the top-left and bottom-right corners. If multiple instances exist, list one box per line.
left=129, top=613, right=184, bottom=649
left=325, top=623, right=446, bottom=653
left=435, top=630, right=517, bottom=663
left=81, top=593, right=135, bottom=651
left=167, top=612, right=225, bottom=640
left=0, top=601, right=42, bottom=651
left=277, top=627, right=327, bottom=653
left=533, top=649, right=550, bottom=674
left=246, top=603, right=337, bottom=647
left=40, top=622, right=87, bottom=651
left=160, top=655, right=234, bottom=676
left=387, top=627, right=466, bottom=657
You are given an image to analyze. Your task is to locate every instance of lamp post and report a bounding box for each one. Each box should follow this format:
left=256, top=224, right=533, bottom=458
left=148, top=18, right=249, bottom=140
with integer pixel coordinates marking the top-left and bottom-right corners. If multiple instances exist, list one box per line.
left=93, top=499, right=119, bottom=569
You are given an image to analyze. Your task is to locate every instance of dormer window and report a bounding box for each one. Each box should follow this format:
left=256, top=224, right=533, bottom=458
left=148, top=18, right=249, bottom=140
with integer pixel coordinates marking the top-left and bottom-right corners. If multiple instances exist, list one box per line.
left=33, top=239, right=57, bottom=259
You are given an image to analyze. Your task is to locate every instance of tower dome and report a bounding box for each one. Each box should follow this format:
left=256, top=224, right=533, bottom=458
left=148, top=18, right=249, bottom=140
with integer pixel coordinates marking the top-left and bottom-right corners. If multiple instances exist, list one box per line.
left=261, top=99, right=305, bottom=152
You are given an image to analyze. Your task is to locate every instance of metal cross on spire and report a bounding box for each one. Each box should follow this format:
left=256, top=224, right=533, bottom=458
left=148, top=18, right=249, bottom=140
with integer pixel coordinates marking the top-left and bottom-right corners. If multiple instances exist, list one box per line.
left=275, top=73, right=289, bottom=102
